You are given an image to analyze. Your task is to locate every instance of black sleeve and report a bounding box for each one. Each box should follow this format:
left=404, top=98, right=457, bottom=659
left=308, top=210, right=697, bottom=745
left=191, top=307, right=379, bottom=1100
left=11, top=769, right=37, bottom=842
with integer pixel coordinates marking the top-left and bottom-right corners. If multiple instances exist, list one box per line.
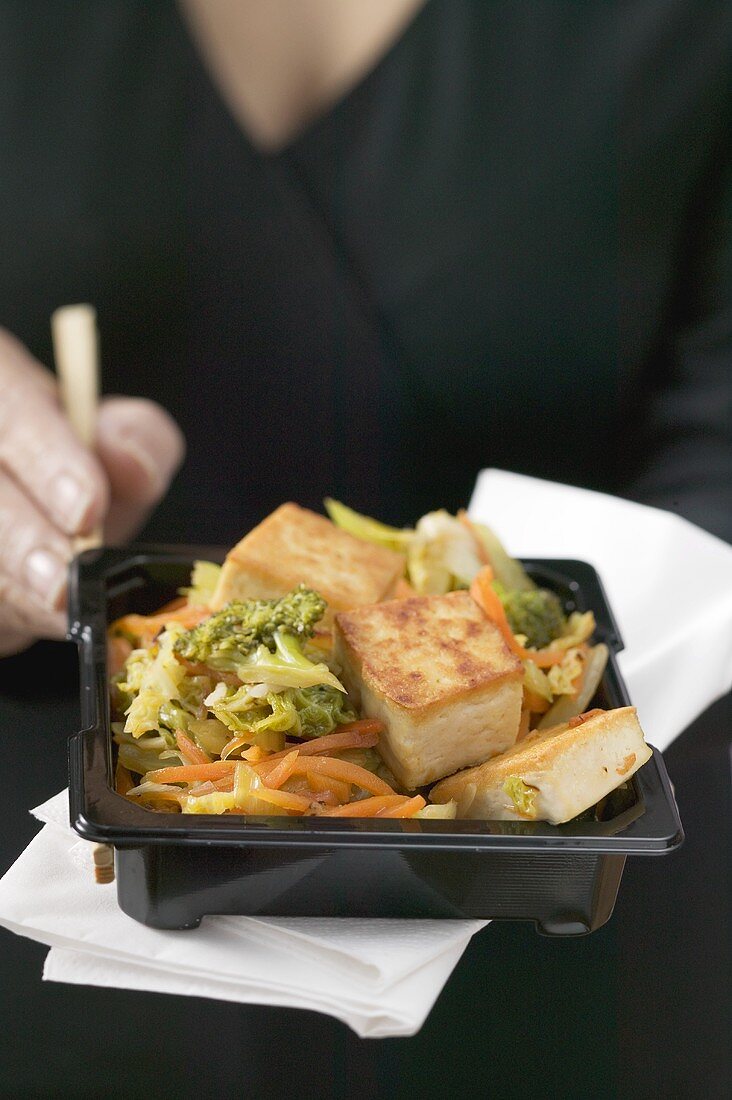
left=627, top=139, right=732, bottom=543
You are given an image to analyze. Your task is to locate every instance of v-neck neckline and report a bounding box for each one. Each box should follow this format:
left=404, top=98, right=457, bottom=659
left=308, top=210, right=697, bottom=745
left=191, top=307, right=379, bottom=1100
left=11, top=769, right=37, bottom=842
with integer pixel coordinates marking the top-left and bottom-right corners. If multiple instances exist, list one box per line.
left=176, top=0, right=433, bottom=162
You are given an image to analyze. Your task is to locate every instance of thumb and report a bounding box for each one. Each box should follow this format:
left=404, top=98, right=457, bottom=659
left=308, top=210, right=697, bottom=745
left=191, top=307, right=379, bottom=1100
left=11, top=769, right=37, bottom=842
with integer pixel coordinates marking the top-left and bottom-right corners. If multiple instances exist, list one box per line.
left=96, top=396, right=186, bottom=543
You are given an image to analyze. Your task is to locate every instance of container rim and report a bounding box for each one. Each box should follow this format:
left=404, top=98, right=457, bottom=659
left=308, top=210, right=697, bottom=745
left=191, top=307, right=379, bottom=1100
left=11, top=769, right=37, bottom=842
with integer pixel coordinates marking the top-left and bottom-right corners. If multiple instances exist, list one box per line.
left=67, top=546, right=684, bottom=856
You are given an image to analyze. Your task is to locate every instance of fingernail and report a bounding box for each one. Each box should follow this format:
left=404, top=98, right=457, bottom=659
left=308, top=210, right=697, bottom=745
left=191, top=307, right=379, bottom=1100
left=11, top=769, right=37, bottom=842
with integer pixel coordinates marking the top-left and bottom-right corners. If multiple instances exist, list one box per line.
left=53, top=472, right=95, bottom=534
left=25, top=547, right=67, bottom=609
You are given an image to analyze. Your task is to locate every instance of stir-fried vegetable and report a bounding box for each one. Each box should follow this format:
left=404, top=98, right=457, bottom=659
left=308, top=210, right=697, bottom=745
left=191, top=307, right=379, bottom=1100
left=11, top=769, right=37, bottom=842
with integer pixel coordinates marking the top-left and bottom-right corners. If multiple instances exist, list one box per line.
left=496, top=585, right=567, bottom=650
left=175, top=585, right=326, bottom=666
left=111, top=502, right=614, bottom=820
left=178, top=560, right=222, bottom=607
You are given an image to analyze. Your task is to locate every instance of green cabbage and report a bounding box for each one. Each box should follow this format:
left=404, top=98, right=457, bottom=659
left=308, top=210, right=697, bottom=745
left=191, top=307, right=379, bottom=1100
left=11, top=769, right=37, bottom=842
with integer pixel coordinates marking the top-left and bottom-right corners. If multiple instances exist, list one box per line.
left=417, top=801, right=458, bottom=819
left=503, top=776, right=539, bottom=818
left=407, top=510, right=484, bottom=594
left=122, top=625, right=191, bottom=738
left=178, top=560, right=222, bottom=607
left=324, top=498, right=412, bottom=553
left=209, top=682, right=356, bottom=745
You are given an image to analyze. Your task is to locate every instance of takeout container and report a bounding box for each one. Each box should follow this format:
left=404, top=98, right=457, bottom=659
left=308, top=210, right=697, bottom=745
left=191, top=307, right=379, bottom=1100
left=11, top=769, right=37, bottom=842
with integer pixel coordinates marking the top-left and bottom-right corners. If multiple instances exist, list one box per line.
left=67, top=548, right=683, bottom=936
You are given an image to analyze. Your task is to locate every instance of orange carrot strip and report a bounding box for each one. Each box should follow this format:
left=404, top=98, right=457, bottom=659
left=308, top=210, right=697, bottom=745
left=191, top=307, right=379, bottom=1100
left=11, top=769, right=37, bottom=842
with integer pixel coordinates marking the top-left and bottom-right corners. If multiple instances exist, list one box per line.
left=242, top=744, right=268, bottom=763
left=222, top=736, right=250, bottom=760
left=112, top=604, right=209, bottom=643
left=146, top=761, right=236, bottom=785
left=115, top=760, right=134, bottom=796
left=309, top=789, right=340, bottom=807
left=376, top=795, right=427, bottom=818
left=210, top=775, right=235, bottom=792
left=154, top=596, right=188, bottom=614
left=516, top=707, right=531, bottom=743
left=306, top=770, right=351, bottom=803
left=254, top=726, right=381, bottom=769
left=318, top=795, right=406, bottom=817
left=175, top=729, right=211, bottom=765
left=523, top=689, right=551, bottom=714
left=287, top=757, right=393, bottom=796
left=333, top=720, right=385, bottom=737
left=470, top=566, right=567, bottom=667
left=250, top=787, right=312, bottom=813
left=457, top=509, right=491, bottom=565
left=263, top=750, right=300, bottom=790
left=108, top=635, right=133, bottom=676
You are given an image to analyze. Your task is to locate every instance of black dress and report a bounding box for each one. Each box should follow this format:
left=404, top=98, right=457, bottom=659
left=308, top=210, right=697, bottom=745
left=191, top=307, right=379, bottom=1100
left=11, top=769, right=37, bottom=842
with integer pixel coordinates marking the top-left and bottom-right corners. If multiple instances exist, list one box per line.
left=0, top=0, right=729, bottom=542
left=0, top=3, right=730, bottom=1098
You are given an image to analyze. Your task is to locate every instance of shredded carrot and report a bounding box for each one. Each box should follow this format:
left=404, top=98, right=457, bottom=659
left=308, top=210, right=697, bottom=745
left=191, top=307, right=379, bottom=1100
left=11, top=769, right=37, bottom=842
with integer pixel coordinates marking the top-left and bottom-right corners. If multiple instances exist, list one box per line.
left=318, top=795, right=407, bottom=817
left=115, top=760, right=134, bottom=796
left=263, top=750, right=300, bottom=790
left=241, top=744, right=268, bottom=763
left=222, top=736, right=250, bottom=760
left=306, top=770, right=351, bottom=803
left=517, top=707, right=531, bottom=742
left=457, top=509, right=491, bottom=565
left=285, top=756, right=394, bottom=796
left=308, top=788, right=340, bottom=807
left=333, top=719, right=385, bottom=737
left=470, top=566, right=567, bottom=667
left=251, top=786, right=312, bottom=813
left=257, top=725, right=381, bottom=767
left=111, top=603, right=208, bottom=646
left=376, top=795, right=426, bottom=818
left=175, top=729, right=211, bottom=765
left=523, top=689, right=551, bottom=714
left=154, top=596, right=188, bottom=615
left=108, top=635, right=133, bottom=676
left=146, top=761, right=235, bottom=785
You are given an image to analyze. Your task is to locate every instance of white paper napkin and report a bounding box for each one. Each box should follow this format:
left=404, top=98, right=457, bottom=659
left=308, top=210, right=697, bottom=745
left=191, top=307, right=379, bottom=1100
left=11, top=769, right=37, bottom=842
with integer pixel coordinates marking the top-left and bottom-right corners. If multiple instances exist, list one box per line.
left=469, top=469, right=732, bottom=750
left=0, top=791, right=485, bottom=1038
left=3, top=470, right=730, bottom=1035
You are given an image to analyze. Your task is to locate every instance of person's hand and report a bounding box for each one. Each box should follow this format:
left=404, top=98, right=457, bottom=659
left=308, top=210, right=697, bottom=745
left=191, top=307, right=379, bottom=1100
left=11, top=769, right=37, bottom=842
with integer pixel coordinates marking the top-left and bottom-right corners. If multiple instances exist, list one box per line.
left=0, top=328, right=185, bottom=656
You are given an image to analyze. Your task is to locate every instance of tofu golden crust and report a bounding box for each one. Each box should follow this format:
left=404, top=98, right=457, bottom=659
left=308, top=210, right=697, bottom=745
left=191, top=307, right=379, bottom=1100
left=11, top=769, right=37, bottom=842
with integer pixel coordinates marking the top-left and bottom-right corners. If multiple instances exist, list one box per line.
left=334, top=592, right=524, bottom=789
left=209, top=503, right=405, bottom=623
left=430, top=706, right=653, bottom=824
left=336, top=592, right=523, bottom=710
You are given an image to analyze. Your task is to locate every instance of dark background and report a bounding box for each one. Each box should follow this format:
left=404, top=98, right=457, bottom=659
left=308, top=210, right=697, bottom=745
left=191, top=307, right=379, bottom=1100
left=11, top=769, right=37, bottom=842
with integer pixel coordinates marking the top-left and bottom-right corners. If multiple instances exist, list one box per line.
left=0, top=641, right=729, bottom=1099
left=0, top=2, right=730, bottom=1094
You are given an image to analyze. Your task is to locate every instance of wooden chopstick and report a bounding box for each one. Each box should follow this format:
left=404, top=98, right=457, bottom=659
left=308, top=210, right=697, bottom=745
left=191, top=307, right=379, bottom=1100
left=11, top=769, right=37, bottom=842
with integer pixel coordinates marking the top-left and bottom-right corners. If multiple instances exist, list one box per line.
left=51, top=303, right=114, bottom=884
left=50, top=303, right=103, bottom=553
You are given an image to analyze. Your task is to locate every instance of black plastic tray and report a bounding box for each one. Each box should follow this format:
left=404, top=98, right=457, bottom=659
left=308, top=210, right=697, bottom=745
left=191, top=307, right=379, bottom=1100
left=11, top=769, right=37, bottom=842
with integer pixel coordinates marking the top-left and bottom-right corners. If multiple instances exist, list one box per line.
left=67, top=547, right=683, bottom=935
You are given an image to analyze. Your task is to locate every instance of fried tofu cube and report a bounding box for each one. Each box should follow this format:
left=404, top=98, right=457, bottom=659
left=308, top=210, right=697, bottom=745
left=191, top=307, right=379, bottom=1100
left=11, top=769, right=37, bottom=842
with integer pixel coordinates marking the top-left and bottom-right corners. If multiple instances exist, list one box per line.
left=429, top=706, right=653, bottom=824
left=334, top=591, right=524, bottom=789
left=209, top=502, right=405, bottom=626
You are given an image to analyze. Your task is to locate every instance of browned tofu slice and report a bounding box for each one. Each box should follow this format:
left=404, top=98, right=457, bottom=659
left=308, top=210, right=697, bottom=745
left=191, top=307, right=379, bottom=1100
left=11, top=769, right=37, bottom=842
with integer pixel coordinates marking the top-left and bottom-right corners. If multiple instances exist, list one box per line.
left=334, top=591, right=524, bottom=789
left=209, top=502, right=405, bottom=625
left=429, top=706, right=653, bottom=823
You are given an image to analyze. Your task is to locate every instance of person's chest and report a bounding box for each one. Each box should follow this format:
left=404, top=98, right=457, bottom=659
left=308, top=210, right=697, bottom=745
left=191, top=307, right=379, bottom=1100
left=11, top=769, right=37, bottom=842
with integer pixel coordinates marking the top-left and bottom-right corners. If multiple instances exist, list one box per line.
left=0, top=1, right=718, bottom=531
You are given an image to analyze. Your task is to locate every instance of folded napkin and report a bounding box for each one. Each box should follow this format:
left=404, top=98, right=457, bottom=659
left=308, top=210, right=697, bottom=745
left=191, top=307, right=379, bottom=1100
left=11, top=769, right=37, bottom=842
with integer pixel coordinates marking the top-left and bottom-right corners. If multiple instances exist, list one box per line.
left=0, top=790, right=485, bottom=1038
left=2, top=470, right=730, bottom=1035
left=469, top=470, right=732, bottom=750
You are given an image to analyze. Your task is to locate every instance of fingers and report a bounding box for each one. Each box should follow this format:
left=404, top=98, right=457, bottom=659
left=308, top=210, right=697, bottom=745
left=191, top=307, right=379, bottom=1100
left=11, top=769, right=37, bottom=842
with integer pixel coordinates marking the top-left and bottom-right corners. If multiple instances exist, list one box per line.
left=0, top=468, right=70, bottom=645
left=0, top=331, right=109, bottom=536
left=96, top=397, right=186, bottom=543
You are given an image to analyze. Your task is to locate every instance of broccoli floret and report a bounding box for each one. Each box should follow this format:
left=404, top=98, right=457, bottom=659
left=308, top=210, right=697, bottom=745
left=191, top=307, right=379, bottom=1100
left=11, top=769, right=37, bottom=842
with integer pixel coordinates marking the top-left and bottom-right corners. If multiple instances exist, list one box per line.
left=174, top=585, right=326, bottom=667
left=498, top=587, right=567, bottom=650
